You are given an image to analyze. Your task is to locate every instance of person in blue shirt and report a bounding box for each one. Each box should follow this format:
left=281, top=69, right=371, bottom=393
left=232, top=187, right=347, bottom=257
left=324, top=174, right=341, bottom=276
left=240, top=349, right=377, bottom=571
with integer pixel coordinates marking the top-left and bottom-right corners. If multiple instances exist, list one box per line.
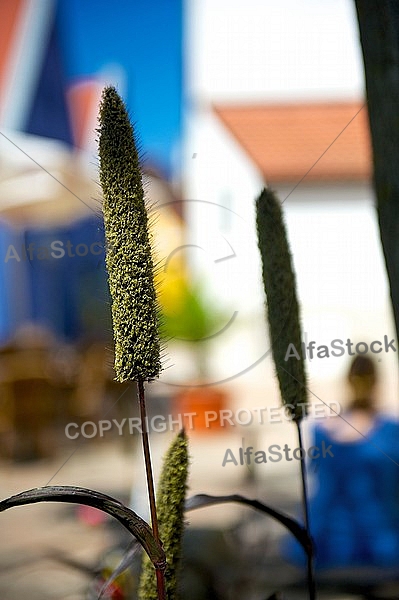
left=283, top=355, right=399, bottom=569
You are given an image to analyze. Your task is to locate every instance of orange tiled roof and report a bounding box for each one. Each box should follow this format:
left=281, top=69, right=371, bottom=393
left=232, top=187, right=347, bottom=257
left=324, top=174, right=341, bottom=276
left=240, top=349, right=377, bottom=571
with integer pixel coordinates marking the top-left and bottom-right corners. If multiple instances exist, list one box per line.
left=214, top=101, right=371, bottom=182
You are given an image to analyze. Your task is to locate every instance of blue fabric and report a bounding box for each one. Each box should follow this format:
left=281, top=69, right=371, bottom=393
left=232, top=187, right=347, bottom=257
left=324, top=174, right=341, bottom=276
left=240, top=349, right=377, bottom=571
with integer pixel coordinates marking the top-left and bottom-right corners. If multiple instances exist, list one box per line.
left=24, top=216, right=109, bottom=341
left=282, top=416, right=399, bottom=569
left=0, top=224, right=28, bottom=342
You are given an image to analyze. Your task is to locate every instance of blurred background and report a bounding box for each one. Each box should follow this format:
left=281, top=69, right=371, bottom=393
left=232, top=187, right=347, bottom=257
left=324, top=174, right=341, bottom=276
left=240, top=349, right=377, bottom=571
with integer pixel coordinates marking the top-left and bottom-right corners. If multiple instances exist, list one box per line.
left=0, top=0, right=397, bottom=598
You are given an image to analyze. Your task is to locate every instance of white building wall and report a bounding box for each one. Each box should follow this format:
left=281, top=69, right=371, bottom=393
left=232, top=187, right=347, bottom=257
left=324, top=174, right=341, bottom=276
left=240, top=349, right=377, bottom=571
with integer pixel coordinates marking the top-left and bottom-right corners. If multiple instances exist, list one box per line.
left=278, top=184, right=398, bottom=414
left=183, top=106, right=264, bottom=313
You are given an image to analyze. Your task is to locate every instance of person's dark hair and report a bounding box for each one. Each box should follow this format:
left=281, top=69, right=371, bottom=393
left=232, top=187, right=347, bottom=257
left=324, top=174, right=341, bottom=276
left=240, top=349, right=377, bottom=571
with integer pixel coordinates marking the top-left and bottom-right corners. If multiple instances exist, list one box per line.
left=347, top=355, right=377, bottom=411
left=348, top=355, right=376, bottom=380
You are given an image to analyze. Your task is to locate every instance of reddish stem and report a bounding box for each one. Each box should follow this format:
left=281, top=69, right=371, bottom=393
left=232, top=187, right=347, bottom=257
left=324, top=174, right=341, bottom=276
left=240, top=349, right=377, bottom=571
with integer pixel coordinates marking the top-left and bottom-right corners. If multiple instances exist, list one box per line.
left=137, top=377, right=166, bottom=600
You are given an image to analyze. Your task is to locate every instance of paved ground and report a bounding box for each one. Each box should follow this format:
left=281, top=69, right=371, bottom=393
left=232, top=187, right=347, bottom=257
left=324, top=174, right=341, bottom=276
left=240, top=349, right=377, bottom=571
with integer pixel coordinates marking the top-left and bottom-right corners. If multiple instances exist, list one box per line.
left=0, top=433, right=256, bottom=599
left=0, top=442, right=130, bottom=599
left=0, top=433, right=367, bottom=599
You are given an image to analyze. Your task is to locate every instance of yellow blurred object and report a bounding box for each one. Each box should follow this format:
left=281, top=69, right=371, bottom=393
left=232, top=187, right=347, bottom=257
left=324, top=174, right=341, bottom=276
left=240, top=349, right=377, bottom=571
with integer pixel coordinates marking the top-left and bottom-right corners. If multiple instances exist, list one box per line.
left=148, top=182, right=188, bottom=315
left=157, top=271, right=189, bottom=315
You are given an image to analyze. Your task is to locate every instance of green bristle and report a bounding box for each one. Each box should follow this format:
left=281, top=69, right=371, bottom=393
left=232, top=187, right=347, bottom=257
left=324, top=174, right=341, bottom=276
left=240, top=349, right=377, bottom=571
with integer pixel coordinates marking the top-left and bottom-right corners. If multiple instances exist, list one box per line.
left=98, top=86, right=162, bottom=382
left=256, top=187, right=308, bottom=421
left=138, top=430, right=189, bottom=600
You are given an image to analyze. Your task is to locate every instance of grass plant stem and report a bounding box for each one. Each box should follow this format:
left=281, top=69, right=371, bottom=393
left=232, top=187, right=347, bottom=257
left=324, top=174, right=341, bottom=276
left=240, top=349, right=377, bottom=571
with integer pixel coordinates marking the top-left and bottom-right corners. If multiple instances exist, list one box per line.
left=296, top=420, right=316, bottom=600
left=137, top=377, right=166, bottom=600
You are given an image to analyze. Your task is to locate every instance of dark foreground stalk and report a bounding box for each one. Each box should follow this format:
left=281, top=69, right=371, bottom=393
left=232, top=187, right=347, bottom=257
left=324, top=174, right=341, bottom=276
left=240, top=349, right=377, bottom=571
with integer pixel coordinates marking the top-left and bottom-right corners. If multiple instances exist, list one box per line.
left=137, top=377, right=166, bottom=600
left=296, top=420, right=316, bottom=600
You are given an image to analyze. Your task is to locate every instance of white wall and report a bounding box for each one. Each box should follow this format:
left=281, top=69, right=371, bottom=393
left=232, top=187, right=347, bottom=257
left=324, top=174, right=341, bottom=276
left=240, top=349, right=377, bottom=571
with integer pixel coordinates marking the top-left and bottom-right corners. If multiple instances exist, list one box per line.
left=183, top=107, right=264, bottom=313
left=279, top=184, right=398, bottom=413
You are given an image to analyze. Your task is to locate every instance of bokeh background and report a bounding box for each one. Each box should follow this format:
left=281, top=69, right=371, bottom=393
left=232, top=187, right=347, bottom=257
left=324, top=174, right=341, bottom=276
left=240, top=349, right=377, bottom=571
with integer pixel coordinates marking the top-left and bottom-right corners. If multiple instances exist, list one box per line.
left=0, top=1, right=397, bottom=599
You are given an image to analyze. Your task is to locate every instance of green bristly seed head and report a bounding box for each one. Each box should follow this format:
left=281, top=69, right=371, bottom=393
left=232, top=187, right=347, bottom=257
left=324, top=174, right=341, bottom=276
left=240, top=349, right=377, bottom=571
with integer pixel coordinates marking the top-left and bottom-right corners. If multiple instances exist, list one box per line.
left=138, top=430, right=189, bottom=600
left=98, top=86, right=161, bottom=382
left=256, top=188, right=308, bottom=421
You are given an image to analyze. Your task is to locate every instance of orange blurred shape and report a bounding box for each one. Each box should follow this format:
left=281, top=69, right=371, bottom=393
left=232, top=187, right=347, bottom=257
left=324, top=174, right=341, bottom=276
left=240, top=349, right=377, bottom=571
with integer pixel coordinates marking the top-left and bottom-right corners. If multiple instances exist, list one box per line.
left=173, top=386, right=229, bottom=433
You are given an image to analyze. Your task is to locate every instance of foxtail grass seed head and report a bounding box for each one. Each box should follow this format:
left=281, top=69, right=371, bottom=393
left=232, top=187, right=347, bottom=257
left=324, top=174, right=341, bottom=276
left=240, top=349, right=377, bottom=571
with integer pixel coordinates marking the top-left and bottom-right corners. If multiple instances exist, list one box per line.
left=256, top=188, right=307, bottom=421
left=98, top=86, right=161, bottom=382
left=138, top=430, right=189, bottom=600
